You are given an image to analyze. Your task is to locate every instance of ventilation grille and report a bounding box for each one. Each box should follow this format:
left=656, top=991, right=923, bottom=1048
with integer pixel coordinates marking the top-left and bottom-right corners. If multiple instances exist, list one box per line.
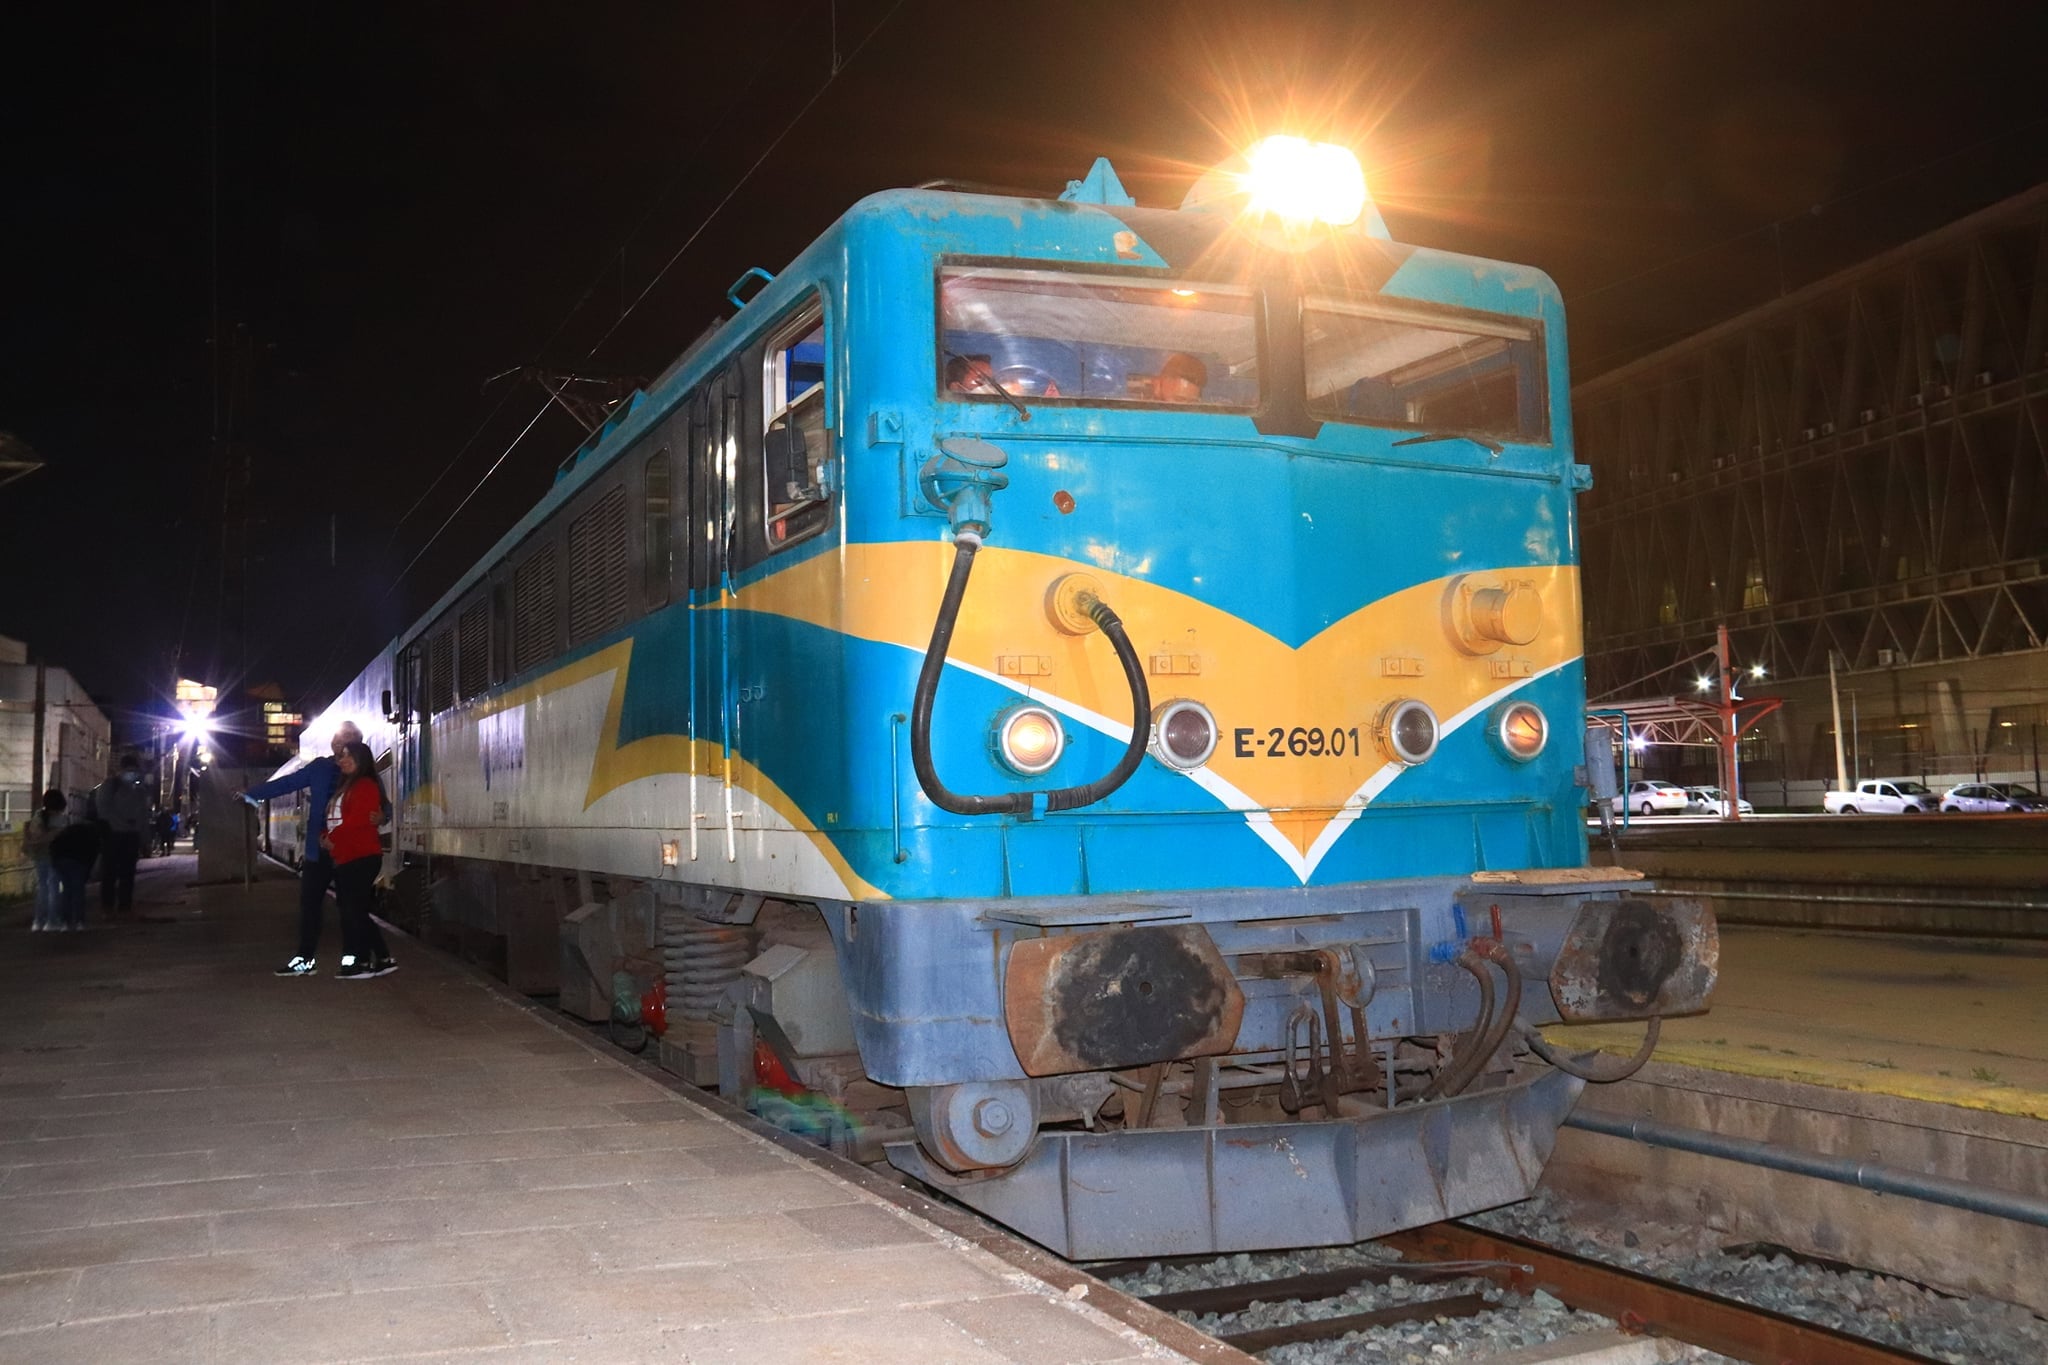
left=513, top=545, right=558, bottom=675
left=457, top=598, right=489, bottom=699
left=569, top=486, right=630, bottom=645
left=427, top=630, right=454, bottom=715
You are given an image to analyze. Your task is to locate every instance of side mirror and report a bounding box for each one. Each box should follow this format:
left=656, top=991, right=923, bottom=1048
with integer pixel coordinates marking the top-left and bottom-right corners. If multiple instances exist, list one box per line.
left=764, top=422, right=812, bottom=500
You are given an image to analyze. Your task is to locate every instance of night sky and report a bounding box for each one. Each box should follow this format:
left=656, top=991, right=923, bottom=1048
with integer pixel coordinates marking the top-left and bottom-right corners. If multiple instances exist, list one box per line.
left=4, top=0, right=2045, bottom=731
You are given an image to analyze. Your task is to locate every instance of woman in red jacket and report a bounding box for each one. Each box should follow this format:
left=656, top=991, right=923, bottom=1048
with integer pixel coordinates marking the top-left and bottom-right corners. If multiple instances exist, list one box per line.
left=326, top=741, right=395, bottom=980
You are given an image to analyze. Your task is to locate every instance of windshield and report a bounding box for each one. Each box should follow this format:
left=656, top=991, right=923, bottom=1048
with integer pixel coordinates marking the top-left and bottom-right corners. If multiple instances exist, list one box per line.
left=1896, top=782, right=1932, bottom=794
left=939, top=267, right=1258, bottom=409
left=1995, top=784, right=2040, bottom=797
left=1303, top=298, right=1547, bottom=443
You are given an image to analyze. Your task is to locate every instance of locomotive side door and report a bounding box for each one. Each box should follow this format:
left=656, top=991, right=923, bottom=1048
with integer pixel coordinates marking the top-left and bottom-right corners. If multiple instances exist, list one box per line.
left=690, top=366, right=744, bottom=866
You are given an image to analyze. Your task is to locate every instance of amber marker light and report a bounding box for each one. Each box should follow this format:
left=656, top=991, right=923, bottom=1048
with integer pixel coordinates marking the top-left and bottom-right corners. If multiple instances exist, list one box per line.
left=1495, top=701, right=1548, bottom=761
left=995, top=705, right=1065, bottom=777
left=1241, top=135, right=1368, bottom=228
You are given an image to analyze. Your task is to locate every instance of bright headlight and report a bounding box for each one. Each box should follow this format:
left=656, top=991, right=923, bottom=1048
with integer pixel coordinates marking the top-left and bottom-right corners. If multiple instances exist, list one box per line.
left=1378, top=698, right=1439, bottom=766
left=1495, top=701, right=1548, bottom=761
left=995, top=705, right=1064, bottom=777
left=1150, top=700, right=1218, bottom=770
left=1242, top=135, right=1367, bottom=227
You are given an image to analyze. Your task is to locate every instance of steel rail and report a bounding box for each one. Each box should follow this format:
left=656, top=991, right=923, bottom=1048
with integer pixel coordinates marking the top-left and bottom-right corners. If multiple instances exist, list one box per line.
left=1380, top=1223, right=1943, bottom=1364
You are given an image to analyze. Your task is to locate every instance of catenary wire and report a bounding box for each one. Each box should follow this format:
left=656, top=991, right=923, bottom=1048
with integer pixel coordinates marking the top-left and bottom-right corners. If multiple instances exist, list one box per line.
left=300, top=0, right=907, bottom=704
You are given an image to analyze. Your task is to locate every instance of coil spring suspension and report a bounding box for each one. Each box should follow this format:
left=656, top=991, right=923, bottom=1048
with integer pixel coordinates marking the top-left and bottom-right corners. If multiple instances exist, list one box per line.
left=661, top=912, right=754, bottom=1021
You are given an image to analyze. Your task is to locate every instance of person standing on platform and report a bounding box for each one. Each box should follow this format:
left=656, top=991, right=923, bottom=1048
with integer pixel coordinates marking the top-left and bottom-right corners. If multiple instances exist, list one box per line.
left=22, top=789, right=70, bottom=931
left=326, top=740, right=395, bottom=981
left=91, top=755, right=150, bottom=916
left=47, top=806, right=101, bottom=932
left=239, top=720, right=389, bottom=977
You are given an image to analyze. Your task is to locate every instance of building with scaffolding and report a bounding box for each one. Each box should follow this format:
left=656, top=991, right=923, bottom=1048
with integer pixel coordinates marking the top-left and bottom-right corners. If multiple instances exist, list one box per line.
left=1575, top=185, right=2048, bottom=806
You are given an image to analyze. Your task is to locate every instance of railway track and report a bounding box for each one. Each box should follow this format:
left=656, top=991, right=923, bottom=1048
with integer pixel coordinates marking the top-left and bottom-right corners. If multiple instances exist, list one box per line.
left=1098, top=1220, right=1945, bottom=1362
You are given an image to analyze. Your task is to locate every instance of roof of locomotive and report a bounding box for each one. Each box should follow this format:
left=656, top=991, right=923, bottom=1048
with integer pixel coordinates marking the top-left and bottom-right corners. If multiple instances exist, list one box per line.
left=392, top=168, right=1564, bottom=653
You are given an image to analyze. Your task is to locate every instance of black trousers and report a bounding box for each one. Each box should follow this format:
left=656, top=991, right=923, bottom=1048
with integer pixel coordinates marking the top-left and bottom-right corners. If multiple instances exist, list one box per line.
left=296, top=856, right=334, bottom=959
left=332, top=855, right=387, bottom=963
left=100, top=832, right=141, bottom=911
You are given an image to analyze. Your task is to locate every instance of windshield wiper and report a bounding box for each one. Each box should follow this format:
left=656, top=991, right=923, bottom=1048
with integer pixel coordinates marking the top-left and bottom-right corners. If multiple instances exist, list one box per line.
left=943, top=350, right=1030, bottom=423
left=1392, top=431, right=1504, bottom=456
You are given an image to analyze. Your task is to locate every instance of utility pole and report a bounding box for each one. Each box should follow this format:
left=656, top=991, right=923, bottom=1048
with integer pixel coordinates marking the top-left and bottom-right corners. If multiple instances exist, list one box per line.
left=1827, top=652, right=1848, bottom=794
left=29, top=660, right=46, bottom=802
left=1715, top=624, right=1742, bottom=822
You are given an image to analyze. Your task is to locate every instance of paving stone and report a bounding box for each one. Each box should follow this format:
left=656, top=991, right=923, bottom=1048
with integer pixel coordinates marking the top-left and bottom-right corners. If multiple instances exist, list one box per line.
left=488, top=1266, right=774, bottom=1340
left=625, top=1170, right=868, bottom=1216
left=0, top=1307, right=214, bottom=1363
left=0, top=1190, right=113, bottom=1235
left=676, top=1306, right=1015, bottom=1363
left=493, top=1147, right=720, bottom=1190
left=309, top=1158, right=520, bottom=1204
left=86, top=1173, right=300, bottom=1222
left=939, top=1292, right=1151, bottom=1363
left=781, top=1200, right=938, bottom=1249
left=213, top=1284, right=511, bottom=1362
left=686, top=1142, right=804, bottom=1177
left=427, top=1185, right=665, bottom=1237
left=0, top=1267, right=80, bottom=1333
left=0, top=1149, right=217, bottom=1196
left=0, top=1216, right=215, bottom=1275
left=210, top=1196, right=457, bottom=1251
left=69, top=1247, right=342, bottom=1318
left=729, top=1243, right=1016, bottom=1315
left=345, top=1229, right=603, bottom=1292
left=581, top=1211, right=836, bottom=1271
left=609, top=1100, right=697, bottom=1124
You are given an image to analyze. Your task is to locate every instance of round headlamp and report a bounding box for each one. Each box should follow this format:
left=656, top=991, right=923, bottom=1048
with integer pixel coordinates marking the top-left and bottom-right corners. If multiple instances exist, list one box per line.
left=994, top=705, right=1064, bottom=777
left=1150, top=700, right=1218, bottom=770
left=1377, top=698, right=1440, bottom=766
left=1494, top=701, right=1548, bottom=761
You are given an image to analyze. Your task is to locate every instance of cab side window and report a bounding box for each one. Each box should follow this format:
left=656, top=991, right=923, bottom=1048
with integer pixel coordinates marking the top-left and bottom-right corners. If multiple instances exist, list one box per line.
left=762, top=299, right=831, bottom=552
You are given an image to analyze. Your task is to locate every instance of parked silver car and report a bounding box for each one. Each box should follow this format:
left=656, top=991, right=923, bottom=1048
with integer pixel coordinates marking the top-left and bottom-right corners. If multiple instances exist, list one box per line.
left=1683, top=785, right=1754, bottom=816
left=1939, top=782, right=2048, bottom=813
left=1610, top=780, right=1689, bottom=816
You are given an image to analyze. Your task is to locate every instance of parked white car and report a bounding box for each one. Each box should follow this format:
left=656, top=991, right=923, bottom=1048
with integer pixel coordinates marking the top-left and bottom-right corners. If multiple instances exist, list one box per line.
left=1611, top=780, right=1689, bottom=817
left=1939, top=782, right=2048, bottom=813
left=1683, top=786, right=1754, bottom=816
left=1823, top=779, right=1938, bottom=814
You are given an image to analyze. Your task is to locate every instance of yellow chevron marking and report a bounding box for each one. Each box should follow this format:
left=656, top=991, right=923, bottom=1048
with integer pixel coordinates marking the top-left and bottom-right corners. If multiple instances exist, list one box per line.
left=457, top=639, right=882, bottom=899
left=741, top=543, right=1580, bottom=857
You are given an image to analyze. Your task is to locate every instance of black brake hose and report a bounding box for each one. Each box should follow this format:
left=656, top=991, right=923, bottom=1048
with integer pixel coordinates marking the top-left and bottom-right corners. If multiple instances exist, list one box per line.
left=1521, top=1016, right=1662, bottom=1083
left=911, top=537, right=1152, bottom=817
left=1420, top=950, right=1497, bottom=1101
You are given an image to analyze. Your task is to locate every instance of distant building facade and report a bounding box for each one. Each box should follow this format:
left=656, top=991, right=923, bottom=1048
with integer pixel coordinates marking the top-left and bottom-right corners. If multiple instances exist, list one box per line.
left=0, top=634, right=113, bottom=894
left=1576, top=186, right=2048, bottom=803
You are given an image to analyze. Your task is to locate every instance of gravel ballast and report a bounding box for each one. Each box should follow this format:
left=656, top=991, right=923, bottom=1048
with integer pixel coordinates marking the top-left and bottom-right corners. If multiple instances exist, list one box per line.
left=1103, top=1189, right=2045, bottom=1362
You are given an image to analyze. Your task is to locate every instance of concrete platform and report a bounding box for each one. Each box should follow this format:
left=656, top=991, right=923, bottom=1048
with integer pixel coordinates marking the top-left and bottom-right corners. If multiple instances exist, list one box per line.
left=1541, top=926, right=2048, bottom=1311
left=0, top=858, right=1194, bottom=1363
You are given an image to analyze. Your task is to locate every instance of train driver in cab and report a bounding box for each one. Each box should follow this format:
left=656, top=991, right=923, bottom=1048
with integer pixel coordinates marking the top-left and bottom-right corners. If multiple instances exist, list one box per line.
left=1152, top=351, right=1207, bottom=402
left=943, top=353, right=996, bottom=393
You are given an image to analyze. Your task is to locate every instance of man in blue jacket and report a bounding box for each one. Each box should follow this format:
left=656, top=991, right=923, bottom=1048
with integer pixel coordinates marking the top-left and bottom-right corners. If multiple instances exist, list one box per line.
left=239, top=720, right=392, bottom=978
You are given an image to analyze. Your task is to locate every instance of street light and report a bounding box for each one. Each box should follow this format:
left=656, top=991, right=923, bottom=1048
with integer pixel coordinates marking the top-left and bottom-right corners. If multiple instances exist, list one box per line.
left=1750, top=663, right=1767, bottom=679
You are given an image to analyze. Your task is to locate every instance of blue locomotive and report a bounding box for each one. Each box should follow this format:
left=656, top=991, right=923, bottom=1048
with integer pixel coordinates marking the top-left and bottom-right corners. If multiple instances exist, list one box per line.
left=297, top=138, right=1715, bottom=1258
